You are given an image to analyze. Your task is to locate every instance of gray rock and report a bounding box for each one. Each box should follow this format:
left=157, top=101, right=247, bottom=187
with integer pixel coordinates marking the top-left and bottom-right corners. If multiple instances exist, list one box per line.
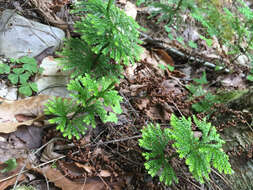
left=35, top=56, right=70, bottom=97
left=0, top=9, right=65, bottom=59
left=0, top=81, right=17, bottom=100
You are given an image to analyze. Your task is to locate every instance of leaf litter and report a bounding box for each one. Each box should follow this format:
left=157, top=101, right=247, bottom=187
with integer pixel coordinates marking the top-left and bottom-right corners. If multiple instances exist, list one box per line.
left=0, top=0, right=253, bottom=190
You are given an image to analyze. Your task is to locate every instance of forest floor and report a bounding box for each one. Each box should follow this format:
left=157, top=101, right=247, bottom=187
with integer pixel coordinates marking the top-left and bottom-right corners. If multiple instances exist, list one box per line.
left=0, top=0, right=252, bottom=190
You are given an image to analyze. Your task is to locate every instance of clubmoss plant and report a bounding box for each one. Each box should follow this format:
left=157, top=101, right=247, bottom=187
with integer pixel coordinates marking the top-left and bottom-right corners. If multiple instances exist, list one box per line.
left=139, top=114, right=233, bottom=186
left=44, top=0, right=143, bottom=139
left=73, top=0, right=143, bottom=65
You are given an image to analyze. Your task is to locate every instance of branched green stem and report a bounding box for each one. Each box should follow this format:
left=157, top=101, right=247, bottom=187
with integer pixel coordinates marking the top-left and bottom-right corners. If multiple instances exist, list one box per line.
left=107, top=0, right=114, bottom=17
left=91, top=42, right=110, bottom=70
left=69, top=80, right=117, bottom=122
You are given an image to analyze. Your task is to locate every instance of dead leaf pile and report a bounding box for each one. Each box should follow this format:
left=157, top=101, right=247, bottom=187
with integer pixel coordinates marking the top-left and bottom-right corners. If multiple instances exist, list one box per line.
left=122, top=49, right=190, bottom=121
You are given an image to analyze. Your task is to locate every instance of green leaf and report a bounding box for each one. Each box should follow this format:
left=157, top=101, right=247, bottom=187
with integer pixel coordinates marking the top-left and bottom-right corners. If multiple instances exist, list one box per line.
left=186, top=84, right=205, bottom=97
left=158, top=64, right=166, bottom=71
left=165, top=25, right=171, bottom=33
left=19, top=56, right=37, bottom=65
left=8, top=74, right=19, bottom=84
left=199, top=35, right=213, bottom=47
left=23, top=62, right=38, bottom=73
left=215, top=65, right=223, bottom=71
left=193, top=71, right=208, bottom=85
left=188, top=40, right=198, bottom=49
left=136, top=0, right=146, bottom=6
left=19, top=72, right=31, bottom=84
left=19, top=84, right=32, bottom=96
left=139, top=123, right=177, bottom=185
left=13, top=68, right=24, bottom=74
left=38, top=67, right=44, bottom=74
left=247, top=74, right=253, bottom=81
left=192, top=93, right=218, bottom=112
left=0, top=64, right=10, bottom=74
left=74, top=0, right=143, bottom=65
left=170, top=114, right=233, bottom=183
left=0, top=158, right=17, bottom=173
left=167, top=64, right=174, bottom=72
left=10, top=58, right=19, bottom=63
left=29, top=82, right=38, bottom=92
left=176, top=37, right=184, bottom=44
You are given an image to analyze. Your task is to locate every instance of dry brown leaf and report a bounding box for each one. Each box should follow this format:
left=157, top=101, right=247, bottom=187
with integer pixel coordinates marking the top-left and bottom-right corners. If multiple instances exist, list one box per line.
left=153, top=49, right=174, bottom=66
left=135, top=98, right=149, bottom=111
left=146, top=105, right=171, bottom=121
left=0, top=95, right=51, bottom=133
left=34, top=166, right=107, bottom=190
left=0, top=95, right=50, bottom=121
left=58, top=161, right=86, bottom=179
left=75, top=162, right=94, bottom=174
left=99, top=170, right=111, bottom=177
left=0, top=120, right=34, bottom=134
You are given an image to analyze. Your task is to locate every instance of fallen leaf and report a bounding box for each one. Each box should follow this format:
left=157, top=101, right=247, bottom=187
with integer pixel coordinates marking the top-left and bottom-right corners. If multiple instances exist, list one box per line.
left=99, top=170, right=111, bottom=177
left=0, top=120, right=34, bottom=134
left=75, top=163, right=94, bottom=174
left=0, top=140, right=28, bottom=162
left=153, top=49, right=174, bottom=66
left=58, top=161, right=86, bottom=179
left=0, top=95, right=50, bottom=122
left=33, top=166, right=107, bottom=190
left=0, top=95, right=51, bottom=133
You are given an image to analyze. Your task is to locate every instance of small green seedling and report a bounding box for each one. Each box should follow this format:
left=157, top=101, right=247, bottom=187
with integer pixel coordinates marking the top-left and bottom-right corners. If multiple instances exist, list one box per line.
left=1, top=158, right=17, bottom=173
left=0, top=63, right=10, bottom=74
left=44, top=0, right=143, bottom=139
left=247, top=69, right=253, bottom=81
left=186, top=71, right=220, bottom=112
left=139, top=114, right=233, bottom=186
left=158, top=63, right=175, bottom=72
left=4, top=56, right=43, bottom=96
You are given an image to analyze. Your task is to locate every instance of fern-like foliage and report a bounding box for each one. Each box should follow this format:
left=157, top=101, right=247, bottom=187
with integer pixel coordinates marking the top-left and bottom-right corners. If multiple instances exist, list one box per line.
left=192, top=93, right=218, bottom=113
left=59, top=38, right=123, bottom=79
left=44, top=97, right=83, bottom=139
left=45, top=74, right=122, bottom=139
left=186, top=71, right=220, bottom=113
left=139, top=123, right=178, bottom=186
left=139, top=114, right=233, bottom=186
left=170, top=114, right=233, bottom=183
left=44, top=0, right=143, bottom=139
left=73, top=0, right=143, bottom=65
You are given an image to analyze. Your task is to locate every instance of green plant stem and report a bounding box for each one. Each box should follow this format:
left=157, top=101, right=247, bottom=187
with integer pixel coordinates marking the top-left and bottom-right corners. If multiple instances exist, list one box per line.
left=107, top=0, right=114, bottom=17
left=91, top=42, right=110, bottom=71
left=69, top=80, right=117, bottom=122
